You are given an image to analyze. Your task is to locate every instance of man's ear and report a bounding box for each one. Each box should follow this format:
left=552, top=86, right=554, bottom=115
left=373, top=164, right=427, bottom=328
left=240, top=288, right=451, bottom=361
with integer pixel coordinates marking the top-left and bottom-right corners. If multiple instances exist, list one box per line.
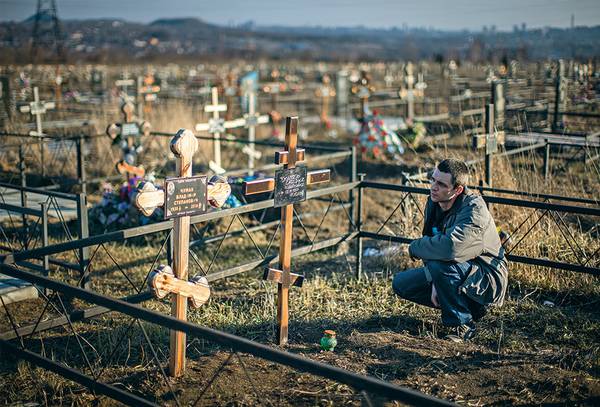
left=455, top=185, right=464, bottom=195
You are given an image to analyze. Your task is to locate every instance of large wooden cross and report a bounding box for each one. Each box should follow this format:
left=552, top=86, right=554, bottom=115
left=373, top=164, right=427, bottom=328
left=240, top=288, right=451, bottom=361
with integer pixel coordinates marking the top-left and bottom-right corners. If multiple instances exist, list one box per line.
left=106, top=101, right=151, bottom=177
left=243, top=117, right=330, bottom=345
left=134, top=129, right=231, bottom=377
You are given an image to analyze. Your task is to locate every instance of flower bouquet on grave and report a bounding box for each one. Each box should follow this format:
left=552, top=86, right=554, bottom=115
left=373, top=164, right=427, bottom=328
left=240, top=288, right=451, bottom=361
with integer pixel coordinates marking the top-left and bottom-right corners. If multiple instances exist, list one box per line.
left=89, top=177, right=163, bottom=233
left=398, top=121, right=426, bottom=149
left=354, top=110, right=404, bottom=161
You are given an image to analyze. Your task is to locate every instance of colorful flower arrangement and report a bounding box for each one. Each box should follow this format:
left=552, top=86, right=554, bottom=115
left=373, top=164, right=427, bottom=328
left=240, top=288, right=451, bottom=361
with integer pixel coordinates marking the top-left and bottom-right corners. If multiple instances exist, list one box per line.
left=89, top=177, right=163, bottom=233
left=354, top=110, right=405, bottom=160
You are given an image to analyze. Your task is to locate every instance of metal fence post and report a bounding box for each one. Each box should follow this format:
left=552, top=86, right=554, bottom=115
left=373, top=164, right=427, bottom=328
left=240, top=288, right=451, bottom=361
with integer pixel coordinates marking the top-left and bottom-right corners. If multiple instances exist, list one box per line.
left=485, top=104, right=494, bottom=188
left=40, top=201, right=49, bottom=266
left=543, top=139, right=551, bottom=180
left=355, top=173, right=365, bottom=279
left=552, top=60, right=565, bottom=133
left=76, top=134, right=87, bottom=195
left=77, top=193, right=90, bottom=289
left=349, top=146, right=357, bottom=233
left=18, top=144, right=28, bottom=246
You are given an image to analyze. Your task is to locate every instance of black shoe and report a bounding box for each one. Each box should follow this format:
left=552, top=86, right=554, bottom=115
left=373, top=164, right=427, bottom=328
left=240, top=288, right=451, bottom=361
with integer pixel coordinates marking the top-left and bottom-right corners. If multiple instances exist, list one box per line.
left=443, top=322, right=476, bottom=343
left=471, top=306, right=487, bottom=322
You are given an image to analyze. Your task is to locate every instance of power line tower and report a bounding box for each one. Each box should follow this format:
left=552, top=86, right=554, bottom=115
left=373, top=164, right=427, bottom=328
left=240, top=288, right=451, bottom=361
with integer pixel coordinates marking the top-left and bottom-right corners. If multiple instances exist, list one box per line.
left=30, top=0, right=66, bottom=63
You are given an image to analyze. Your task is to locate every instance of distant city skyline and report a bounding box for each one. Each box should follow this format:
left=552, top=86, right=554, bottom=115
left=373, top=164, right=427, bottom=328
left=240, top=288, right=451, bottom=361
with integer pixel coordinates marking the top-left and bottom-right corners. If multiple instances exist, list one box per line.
left=1, top=0, right=599, bottom=31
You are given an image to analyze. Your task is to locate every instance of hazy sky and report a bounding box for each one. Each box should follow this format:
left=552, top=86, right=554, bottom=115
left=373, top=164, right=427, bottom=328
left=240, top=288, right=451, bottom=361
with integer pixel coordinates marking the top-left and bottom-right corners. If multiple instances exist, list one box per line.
left=1, top=0, right=599, bottom=30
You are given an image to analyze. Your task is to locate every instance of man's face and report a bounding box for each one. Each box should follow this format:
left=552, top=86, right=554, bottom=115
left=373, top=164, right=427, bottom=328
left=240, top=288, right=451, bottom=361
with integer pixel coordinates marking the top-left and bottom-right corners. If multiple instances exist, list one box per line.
left=429, top=168, right=461, bottom=203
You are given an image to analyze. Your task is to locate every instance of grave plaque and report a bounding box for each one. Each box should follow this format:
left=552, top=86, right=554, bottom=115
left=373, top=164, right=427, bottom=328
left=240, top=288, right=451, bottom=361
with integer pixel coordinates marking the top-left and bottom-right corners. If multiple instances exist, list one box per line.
left=164, top=176, right=207, bottom=219
left=121, top=122, right=140, bottom=137
left=274, top=166, right=307, bottom=207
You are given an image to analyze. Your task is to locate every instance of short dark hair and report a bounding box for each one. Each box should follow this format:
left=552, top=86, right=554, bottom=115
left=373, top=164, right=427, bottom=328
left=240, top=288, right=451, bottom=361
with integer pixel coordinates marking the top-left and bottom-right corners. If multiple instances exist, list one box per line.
left=437, top=158, right=469, bottom=187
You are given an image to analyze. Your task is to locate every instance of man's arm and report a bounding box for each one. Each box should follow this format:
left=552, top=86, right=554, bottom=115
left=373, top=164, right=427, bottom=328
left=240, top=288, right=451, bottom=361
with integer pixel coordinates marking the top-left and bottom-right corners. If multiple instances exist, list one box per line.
left=409, top=200, right=486, bottom=263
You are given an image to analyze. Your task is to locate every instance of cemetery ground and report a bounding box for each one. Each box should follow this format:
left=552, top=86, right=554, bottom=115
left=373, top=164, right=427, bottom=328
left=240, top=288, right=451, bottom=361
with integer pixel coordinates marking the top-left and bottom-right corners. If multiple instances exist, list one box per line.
left=0, top=152, right=598, bottom=405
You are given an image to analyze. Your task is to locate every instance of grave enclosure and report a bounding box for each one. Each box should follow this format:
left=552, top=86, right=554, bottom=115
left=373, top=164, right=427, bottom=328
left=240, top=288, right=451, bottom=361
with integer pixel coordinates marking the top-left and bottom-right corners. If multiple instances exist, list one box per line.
left=0, top=59, right=599, bottom=405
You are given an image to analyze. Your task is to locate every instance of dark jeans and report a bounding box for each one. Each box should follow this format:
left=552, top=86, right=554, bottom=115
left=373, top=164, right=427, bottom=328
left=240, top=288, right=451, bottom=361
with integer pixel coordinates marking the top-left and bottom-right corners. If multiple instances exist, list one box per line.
left=392, top=260, right=485, bottom=326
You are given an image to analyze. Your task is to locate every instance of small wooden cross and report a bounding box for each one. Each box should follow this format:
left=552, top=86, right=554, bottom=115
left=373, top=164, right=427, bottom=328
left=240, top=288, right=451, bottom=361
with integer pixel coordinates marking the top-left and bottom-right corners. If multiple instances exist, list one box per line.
left=195, top=87, right=228, bottom=169
left=243, top=117, right=330, bottom=345
left=106, top=101, right=151, bottom=175
left=351, top=71, right=374, bottom=120
left=315, top=74, right=335, bottom=128
left=138, top=74, right=161, bottom=117
left=196, top=87, right=269, bottom=173
left=115, top=76, right=135, bottom=102
left=134, top=128, right=231, bottom=377
left=19, top=87, right=55, bottom=137
left=237, top=91, right=269, bottom=173
left=19, top=86, right=54, bottom=177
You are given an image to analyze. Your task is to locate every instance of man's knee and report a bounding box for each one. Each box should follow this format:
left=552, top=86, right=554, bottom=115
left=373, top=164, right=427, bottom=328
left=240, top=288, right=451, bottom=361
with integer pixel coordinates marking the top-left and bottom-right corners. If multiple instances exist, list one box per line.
left=392, top=267, right=425, bottom=298
left=425, top=260, right=449, bottom=279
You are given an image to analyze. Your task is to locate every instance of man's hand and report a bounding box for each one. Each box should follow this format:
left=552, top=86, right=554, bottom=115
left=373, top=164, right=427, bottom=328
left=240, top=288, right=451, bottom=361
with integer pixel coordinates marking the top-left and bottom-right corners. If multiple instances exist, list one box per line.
left=431, top=283, right=440, bottom=308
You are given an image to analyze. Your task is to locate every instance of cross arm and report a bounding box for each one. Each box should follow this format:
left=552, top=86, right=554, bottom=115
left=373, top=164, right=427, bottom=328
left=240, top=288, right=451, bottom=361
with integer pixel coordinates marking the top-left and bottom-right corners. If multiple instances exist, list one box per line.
left=242, top=168, right=331, bottom=196
left=264, top=267, right=304, bottom=287
left=134, top=176, right=232, bottom=216
left=148, top=265, right=210, bottom=308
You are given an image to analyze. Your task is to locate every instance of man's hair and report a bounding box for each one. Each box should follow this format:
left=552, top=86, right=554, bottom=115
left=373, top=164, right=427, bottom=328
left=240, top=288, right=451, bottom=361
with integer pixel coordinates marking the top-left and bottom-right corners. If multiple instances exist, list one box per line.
left=437, top=158, right=469, bottom=187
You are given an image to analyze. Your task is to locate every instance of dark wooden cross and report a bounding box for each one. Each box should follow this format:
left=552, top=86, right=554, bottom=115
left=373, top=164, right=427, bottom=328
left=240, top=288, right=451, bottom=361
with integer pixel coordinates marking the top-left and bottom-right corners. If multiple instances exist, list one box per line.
left=134, top=129, right=232, bottom=377
left=243, top=117, right=330, bottom=345
left=106, top=101, right=151, bottom=178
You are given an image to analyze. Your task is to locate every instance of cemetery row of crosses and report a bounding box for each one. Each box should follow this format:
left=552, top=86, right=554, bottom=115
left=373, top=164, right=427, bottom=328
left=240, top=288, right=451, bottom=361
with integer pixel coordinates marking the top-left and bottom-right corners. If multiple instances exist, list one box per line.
left=0, top=56, right=599, bottom=405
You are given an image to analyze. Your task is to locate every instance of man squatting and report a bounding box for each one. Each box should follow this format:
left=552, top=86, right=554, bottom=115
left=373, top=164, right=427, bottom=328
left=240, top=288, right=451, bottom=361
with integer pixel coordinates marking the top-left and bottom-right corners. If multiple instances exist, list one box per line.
left=393, top=158, right=508, bottom=341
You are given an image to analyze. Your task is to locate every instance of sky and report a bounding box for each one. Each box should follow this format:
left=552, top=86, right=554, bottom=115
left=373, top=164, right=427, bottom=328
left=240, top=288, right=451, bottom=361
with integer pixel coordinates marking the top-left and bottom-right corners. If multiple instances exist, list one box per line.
left=1, top=0, right=599, bottom=31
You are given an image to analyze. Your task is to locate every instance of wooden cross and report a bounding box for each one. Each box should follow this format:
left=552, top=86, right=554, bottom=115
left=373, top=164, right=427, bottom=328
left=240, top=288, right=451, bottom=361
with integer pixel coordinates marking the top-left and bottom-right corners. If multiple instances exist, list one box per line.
left=137, top=74, right=161, bottom=117
left=134, top=129, right=231, bottom=377
left=106, top=101, right=151, bottom=176
left=115, top=76, right=135, bottom=102
left=195, top=87, right=227, bottom=169
left=19, top=86, right=55, bottom=178
left=239, top=91, right=269, bottom=173
left=19, top=87, right=55, bottom=137
left=315, top=74, right=335, bottom=128
left=196, top=87, right=269, bottom=173
left=351, top=71, right=374, bottom=120
left=243, top=117, right=330, bottom=345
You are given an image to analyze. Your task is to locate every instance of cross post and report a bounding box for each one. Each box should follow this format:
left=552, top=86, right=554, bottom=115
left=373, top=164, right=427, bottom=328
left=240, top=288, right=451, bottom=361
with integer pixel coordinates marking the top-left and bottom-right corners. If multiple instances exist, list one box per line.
left=134, top=129, right=232, bottom=377
left=243, top=117, right=330, bottom=345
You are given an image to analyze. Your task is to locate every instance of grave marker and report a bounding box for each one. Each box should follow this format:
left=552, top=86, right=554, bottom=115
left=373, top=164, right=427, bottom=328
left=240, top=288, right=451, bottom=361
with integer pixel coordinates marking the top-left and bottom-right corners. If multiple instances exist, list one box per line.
left=315, top=74, right=335, bottom=128
left=243, top=117, right=330, bottom=345
left=19, top=87, right=55, bottom=137
left=106, top=101, right=151, bottom=178
left=196, top=87, right=269, bottom=173
left=195, top=87, right=227, bottom=170
left=351, top=71, right=373, bottom=120
left=19, top=87, right=55, bottom=177
left=134, top=129, right=231, bottom=377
